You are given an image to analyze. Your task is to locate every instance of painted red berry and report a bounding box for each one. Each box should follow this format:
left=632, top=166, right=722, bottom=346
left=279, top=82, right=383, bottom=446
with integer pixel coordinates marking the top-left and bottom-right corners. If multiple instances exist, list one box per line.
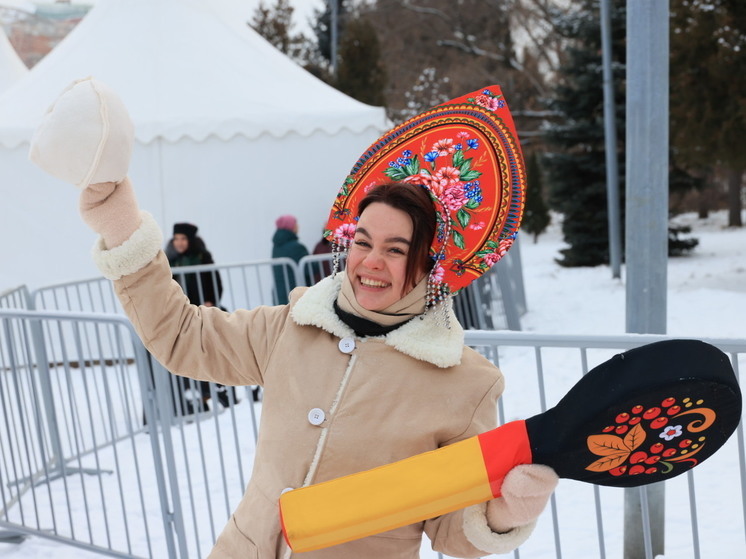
left=650, top=443, right=664, bottom=454
left=661, top=397, right=676, bottom=408
left=645, top=455, right=661, bottom=464
left=679, top=439, right=693, bottom=448
left=629, top=417, right=642, bottom=425
left=667, top=405, right=682, bottom=415
left=616, top=412, right=630, bottom=423
left=615, top=425, right=629, bottom=435
left=663, top=448, right=677, bottom=458
left=629, top=465, right=646, bottom=475
left=643, top=407, right=661, bottom=420
left=645, top=467, right=658, bottom=474
left=650, top=417, right=669, bottom=429
left=603, top=425, right=615, bottom=432
left=630, top=451, right=648, bottom=464
left=631, top=405, right=644, bottom=414
left=609, top=465, right=628, bottom=476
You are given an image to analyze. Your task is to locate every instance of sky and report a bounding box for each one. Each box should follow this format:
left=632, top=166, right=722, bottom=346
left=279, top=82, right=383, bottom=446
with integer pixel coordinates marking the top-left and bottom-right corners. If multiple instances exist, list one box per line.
left=1, top=208, right=744, bottom=558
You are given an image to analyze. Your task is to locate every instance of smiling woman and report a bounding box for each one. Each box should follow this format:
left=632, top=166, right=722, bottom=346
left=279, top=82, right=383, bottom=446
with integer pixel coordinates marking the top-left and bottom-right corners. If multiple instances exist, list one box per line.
left=29, top=78, right=548, bottom=559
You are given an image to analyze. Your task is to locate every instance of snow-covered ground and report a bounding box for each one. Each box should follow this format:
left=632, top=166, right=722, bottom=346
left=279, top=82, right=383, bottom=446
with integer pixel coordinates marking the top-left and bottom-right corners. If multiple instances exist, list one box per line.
left=2, top=209, right=744, bottom=558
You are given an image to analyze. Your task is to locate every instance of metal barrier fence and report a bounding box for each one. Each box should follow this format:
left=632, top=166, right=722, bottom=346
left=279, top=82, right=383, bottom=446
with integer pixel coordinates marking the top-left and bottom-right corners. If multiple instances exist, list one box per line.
left=457, top=331, right=746, bottom=559
left=0, top=285, right=31, bottom=310
left=30, top=257, right=301, bottom=314
left=0, top=309, right=261, bottom=558
left=1, top=310, right=743, bottom=558
left=31, top=251, right=525, bottom=330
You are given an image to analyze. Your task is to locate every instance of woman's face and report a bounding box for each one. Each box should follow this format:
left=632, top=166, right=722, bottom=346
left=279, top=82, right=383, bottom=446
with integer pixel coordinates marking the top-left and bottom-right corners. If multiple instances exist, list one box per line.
left=346, top=202, right=425, bottom=311
left=173, top=233, right=189, bottom=254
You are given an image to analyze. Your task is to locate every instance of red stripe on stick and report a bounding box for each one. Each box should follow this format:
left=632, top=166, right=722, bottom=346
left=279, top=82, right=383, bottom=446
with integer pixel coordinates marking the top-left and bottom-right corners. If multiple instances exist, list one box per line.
left=477, top=420, right=533, bottom=497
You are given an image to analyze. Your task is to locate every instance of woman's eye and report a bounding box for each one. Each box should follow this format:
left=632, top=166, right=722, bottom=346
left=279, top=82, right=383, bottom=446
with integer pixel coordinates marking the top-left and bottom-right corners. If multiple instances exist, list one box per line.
left=354, top=240, right=370, bottom=248
left=390, top=247, right=406, bottom=255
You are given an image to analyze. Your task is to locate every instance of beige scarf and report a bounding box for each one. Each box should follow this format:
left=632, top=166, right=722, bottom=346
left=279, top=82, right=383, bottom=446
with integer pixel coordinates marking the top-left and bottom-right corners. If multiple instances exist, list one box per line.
left=337, top=271, right=428, bottom=327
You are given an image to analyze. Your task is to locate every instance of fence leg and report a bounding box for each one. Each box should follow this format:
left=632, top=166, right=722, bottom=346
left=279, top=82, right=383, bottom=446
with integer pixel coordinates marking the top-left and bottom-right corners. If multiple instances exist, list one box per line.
left=0, top=529, right=26, bottom=544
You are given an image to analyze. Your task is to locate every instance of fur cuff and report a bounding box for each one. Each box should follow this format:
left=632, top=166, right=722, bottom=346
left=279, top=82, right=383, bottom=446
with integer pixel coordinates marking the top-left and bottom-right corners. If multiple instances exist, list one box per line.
left=462, top=502, right=536, bottom=555
left=91, top=210, right=162, bottom=280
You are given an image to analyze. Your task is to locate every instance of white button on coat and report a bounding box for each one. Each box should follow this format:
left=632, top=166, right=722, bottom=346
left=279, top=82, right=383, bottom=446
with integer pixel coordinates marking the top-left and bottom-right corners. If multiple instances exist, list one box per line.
left=308, top=408, right=326, bottom=426
left=338, top=337, right=355, bottom=353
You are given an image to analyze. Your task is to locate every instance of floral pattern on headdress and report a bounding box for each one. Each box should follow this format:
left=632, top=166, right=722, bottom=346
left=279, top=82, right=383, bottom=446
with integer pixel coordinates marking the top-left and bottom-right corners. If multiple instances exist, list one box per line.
left=325, top=86, right=526, bottom=295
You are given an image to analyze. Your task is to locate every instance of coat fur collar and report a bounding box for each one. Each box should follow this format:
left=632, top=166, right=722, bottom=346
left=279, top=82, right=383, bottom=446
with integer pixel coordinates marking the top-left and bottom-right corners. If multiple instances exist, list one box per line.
left=291, top=273, right=465, bottom=368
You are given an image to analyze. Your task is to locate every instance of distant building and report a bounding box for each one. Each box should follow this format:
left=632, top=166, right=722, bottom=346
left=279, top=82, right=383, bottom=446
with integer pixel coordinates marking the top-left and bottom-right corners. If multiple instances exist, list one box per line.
left=0, top=2, right=91, bottom=67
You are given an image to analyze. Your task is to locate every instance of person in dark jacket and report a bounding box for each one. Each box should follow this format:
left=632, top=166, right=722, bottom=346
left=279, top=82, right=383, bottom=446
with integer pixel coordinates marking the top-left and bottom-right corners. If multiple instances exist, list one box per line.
left=166, top=223, right=237, bottom=411
left=166, top=222, right=222, bottom=306
left=271, top=215, right=309, bottom=304
left=310, top=233, right=333, bottom=284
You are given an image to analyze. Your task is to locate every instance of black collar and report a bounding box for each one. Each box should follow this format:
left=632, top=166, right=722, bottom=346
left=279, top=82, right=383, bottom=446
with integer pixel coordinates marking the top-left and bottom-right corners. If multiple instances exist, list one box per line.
left=333, top=300, right=412, bottom=337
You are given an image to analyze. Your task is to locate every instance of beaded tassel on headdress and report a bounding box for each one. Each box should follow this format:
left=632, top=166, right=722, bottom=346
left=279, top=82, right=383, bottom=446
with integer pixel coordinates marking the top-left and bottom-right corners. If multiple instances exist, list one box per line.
left=331, top=237, right=351, bottom=276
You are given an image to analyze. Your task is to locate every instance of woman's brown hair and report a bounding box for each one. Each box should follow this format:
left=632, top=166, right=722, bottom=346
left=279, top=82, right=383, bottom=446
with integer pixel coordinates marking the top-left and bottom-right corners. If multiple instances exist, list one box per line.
left=356, top=182, right=436, bottom=289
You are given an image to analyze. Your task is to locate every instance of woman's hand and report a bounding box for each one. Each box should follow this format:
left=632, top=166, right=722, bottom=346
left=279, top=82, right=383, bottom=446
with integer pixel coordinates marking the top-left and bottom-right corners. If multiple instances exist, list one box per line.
left=486, top=464, right=558, bottom=533
left=30, top=77, right=134, bottom=189
left=30, top=77, right=142, bottom=248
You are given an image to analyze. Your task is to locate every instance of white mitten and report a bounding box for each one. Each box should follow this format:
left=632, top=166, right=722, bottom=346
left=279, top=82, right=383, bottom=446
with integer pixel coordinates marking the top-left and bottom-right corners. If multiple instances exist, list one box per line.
left=29, top=77, right=134, bottom=189
left=486, top=464, right=558, bottom=533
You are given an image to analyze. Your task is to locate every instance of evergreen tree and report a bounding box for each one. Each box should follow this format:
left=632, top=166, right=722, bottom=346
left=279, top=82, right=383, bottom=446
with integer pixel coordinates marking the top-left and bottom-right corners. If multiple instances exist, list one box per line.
left=523, top=151, right=551, bottom=243
left=335, top=16, right=386, bottom=106
left=670, top=0, right=746, bottom=226
left=542, top=0, right=626, bottom=267
left=250, top=0, right=305, bottom=62
left=311, top=0, right=350, bottom=68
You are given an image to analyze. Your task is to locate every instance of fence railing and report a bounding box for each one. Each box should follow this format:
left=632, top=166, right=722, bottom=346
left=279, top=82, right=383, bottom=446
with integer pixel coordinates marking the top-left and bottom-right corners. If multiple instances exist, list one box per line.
left=30, top=251, right=525, bottom=330
left=0, top=285, right=31, bottom=310
left=1, top=308, right=743, bottom=559
left=0, top=308, right=261, bottom=558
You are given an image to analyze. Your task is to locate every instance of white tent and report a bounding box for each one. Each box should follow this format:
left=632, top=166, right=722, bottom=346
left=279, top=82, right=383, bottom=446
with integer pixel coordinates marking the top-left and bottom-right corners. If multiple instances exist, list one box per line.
left=0, top=0, right=387, bottom=291
left=0, top=25, right=27, bottom=93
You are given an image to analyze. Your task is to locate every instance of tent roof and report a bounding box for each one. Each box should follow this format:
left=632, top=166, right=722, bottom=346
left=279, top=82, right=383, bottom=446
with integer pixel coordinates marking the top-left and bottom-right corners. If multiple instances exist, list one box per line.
left=0, top=26, right=27, bottom=94
left=0, top=0, right=387, bottom=148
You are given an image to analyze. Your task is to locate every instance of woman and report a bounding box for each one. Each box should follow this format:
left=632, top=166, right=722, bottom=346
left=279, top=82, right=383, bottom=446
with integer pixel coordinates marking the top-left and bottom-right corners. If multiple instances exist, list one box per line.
left=30, top=78, right=558, bottom=558
left=271, top=214, right=309, bottom=304
left=165, top=222, right=237, bottom=412
left=166, top=222, right=222, bottom=308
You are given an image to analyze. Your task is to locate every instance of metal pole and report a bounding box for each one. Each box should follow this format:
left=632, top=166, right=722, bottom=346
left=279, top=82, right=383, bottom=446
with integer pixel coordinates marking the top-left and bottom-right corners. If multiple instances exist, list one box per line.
left=600, top=0, right=622, bottom=279
left=624, top=1, right=669, bottom=558
left=330, top=0, right=338, bottom=77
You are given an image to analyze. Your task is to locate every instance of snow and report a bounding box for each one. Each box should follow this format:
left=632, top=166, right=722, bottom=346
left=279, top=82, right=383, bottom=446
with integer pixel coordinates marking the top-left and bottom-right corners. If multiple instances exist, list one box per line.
left=1, top=209, right=745, bottom=558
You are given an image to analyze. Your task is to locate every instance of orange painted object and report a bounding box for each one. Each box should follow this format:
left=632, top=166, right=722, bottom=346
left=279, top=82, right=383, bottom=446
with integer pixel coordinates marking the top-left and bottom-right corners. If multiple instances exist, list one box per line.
left=279, top=420, right=532, bottom=553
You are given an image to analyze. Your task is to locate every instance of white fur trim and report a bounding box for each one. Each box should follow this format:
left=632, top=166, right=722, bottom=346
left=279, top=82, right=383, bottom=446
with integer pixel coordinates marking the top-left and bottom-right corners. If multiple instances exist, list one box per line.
left=385, top=302, right=463, bottom=368
left=91, top=211, right=163, bottom=280
left=290, top=273, right=355, bottom=339
left=291, top=273, right=464, bottom=368
left=462, top=502, right=537, bottom=555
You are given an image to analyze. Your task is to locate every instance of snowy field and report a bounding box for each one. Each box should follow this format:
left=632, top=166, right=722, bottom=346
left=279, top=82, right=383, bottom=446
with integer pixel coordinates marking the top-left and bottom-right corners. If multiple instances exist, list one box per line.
left=1, top=209, right=745, bottom=559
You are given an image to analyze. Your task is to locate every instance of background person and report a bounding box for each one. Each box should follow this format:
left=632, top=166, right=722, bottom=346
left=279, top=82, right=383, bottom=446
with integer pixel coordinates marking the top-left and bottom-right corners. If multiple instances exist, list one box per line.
left=271, top=214, right=309, bottom=304
left=166, top=222, right=237, bottom=411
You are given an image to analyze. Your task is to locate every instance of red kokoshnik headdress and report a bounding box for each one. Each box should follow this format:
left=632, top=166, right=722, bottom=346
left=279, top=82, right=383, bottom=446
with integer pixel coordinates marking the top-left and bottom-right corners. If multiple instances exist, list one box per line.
left=324, top=85, right=526, bottom=299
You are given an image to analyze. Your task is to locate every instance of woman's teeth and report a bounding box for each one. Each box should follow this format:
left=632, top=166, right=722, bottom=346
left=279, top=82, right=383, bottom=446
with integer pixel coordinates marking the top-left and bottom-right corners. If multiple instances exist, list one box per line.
left=360, top=277, right=388, bottom=288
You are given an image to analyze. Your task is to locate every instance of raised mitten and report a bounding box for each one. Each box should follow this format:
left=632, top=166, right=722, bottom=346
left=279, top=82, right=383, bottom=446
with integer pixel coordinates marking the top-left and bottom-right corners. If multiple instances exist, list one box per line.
left=486, top=464, right=558, bottom=533
left=29, top=77, right=134, bottom=188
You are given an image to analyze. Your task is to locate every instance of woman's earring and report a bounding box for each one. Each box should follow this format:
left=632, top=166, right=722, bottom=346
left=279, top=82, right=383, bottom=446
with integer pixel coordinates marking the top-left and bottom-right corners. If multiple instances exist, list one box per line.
left=331, top=239, right=349, bottom=275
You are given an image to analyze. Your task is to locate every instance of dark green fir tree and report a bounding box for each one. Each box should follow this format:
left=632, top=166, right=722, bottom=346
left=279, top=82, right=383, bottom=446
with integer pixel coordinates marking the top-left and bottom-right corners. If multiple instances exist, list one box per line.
left=335, top=17, right=386, bottom=107
left=542, top=0, right=626, bottom=267
left=522, top=151, right=551, bottom=243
